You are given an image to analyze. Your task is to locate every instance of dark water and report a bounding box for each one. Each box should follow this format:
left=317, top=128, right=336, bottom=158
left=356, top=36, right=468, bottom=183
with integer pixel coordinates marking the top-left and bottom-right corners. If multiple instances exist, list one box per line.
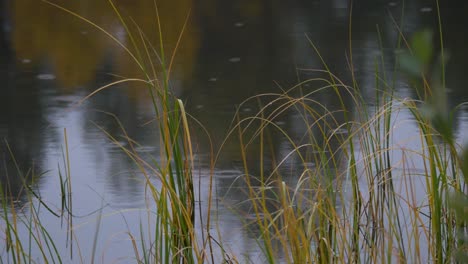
left=1, top=0, right=468, bottom=262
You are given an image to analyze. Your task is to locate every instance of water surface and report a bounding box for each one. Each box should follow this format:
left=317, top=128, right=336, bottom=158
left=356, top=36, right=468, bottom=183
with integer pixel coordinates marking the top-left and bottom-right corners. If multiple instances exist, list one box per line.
left=1, top=0, right=468, bottom=262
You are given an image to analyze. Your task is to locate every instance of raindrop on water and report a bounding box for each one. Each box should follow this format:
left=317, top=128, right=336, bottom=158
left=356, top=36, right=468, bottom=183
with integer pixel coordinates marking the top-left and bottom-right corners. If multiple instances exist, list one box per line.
left=228, top=57, right=241, bottom=63
left=36, top=74, right=56, bottom=80
left=420, top=7, right=432, bottom=12
left=275, top=121, right=286, bottom=126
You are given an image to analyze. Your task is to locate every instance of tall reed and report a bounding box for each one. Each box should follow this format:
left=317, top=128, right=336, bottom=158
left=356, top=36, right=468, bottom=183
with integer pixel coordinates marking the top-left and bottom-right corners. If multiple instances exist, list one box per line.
left=41, top=0, right=213, bottom=263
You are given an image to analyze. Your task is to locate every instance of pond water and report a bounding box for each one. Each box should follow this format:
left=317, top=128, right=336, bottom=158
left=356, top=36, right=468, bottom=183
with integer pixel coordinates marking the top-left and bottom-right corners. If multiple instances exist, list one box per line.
left=1, top=0, right=468, bottom=262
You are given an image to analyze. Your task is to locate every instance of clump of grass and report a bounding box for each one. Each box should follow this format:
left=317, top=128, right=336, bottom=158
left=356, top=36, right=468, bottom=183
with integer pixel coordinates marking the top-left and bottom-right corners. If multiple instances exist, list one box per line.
left=40, top=0, right=218, bottom=263
left=217, top=1, right=467, bottom=263
left=0, top=132, right=73, bottom=263
left=223, top=62, right=465, bottom=263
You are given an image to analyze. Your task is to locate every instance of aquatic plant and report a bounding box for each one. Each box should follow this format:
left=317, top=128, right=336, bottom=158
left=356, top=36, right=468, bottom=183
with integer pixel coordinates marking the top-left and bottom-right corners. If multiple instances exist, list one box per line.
left=216, top=1, right=467, bottom=263
left=1, top=0, right=466, bottom=263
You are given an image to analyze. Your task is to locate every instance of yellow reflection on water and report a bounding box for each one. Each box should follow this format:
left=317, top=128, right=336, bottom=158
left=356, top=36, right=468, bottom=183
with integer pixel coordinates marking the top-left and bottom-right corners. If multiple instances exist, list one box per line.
left=11, top=0, right=199, bottom=97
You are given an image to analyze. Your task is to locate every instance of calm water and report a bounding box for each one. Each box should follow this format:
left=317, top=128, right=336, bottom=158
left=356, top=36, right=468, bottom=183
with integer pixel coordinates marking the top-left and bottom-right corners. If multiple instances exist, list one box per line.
left=1, top=0, right=468, bottom=262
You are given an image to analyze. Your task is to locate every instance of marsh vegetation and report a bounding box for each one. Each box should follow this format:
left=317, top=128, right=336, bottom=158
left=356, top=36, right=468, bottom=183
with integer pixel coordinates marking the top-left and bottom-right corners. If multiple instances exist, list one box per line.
left=1, top=0, right=467, bottom=263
